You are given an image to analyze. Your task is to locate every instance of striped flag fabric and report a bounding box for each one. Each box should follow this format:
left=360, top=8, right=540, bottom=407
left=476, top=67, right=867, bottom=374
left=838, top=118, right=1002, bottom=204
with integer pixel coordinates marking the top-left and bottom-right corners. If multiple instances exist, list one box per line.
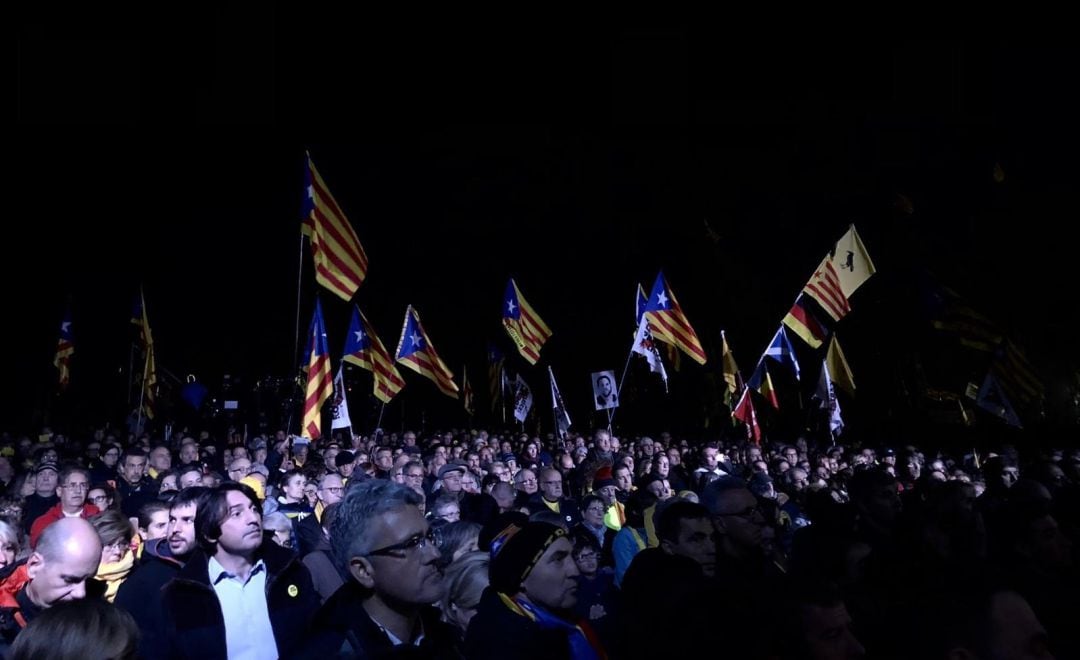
left=720, top=331, right=743, bottom=408
left=130, top=288, right=157, bottom=419
left=802, top=225, right=876, bottom=322
left=643, top=272, right=707, bottom=365
left=502, top=279, right=552, bottom=365
left=53, top=308, right=74, bottom=389
left=343, top=306, right=405, bottom=404
left=635, top=283, right=648, bottom=327
left=783, top=295, right=830, bottom=348
left=747, top=360, right=780, bottom=409
left=395, top=306, right=459, bottom=399
left=301, top=153, right=369, bottom=301
left=549, top=366, right=572, bottom=439
left=463, top=366, right=475, bottom=416
left=302, top=300, right=334, bottom=440
left=732, top=387, right=762, bottom=444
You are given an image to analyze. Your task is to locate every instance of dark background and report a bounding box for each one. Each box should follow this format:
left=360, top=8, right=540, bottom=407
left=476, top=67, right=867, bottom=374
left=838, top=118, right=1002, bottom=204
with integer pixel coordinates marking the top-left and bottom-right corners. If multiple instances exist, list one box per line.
left=13, top=20, right=1080, bottom=446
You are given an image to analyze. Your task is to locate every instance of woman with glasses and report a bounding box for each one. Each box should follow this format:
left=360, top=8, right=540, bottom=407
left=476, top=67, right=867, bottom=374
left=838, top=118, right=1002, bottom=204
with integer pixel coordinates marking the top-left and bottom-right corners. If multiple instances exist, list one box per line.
left=573, top=494, right=615, bottom=568
left=89, top=509, right=135, bottom=602
left=87, top=484, right=119, bottom=512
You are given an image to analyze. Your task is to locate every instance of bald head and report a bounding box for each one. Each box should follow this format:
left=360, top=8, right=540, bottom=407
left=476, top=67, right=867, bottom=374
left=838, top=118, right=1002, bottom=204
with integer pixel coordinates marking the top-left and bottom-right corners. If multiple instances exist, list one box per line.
left=27, top=518, right=102, bottom=608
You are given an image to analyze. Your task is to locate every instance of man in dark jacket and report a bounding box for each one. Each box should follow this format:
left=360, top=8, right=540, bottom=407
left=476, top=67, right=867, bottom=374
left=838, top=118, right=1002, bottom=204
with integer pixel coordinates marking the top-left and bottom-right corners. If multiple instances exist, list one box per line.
left=160, top=483, right=318, bottom=659
left=527, top=468, right=581, bottom=528
left=300, top=480, right=461, bottom=658
left=115, top=487, right=210, bottom=659
left=465, top=521, right=604, bottom=660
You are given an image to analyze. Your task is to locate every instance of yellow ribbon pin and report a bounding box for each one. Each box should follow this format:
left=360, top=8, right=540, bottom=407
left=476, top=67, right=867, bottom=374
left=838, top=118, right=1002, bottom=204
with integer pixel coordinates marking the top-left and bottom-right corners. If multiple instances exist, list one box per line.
left=288, top=584, right=299, bottom=598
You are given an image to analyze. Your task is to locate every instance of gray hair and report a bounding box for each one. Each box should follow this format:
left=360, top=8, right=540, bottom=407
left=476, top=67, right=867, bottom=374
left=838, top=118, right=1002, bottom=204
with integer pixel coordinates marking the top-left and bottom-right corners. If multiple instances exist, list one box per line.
left=331, top=480, right=422, bottom=569
left=262, top=512, right=292, bottom=533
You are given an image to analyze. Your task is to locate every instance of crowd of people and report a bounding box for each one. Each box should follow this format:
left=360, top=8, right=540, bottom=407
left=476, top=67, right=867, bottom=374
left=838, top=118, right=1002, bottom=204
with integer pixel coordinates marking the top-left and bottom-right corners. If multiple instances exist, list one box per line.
left=0, top=422, right=1074, bottom=659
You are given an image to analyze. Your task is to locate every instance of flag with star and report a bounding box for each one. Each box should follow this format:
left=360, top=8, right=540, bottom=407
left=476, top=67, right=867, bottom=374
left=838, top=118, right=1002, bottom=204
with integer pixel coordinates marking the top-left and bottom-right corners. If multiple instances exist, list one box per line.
left=301, top=152, right=369, bottom=301
left=801, top=225, right=876, bottom=322
left=343, top=306, right=405, bottom=404
left=395, top=306, right=459, bottom=398
left=502, top=279, right=552, bottom=365
left=643, top=271, right=707, bottom=365
left=487, top=344, right=504, bottom=413
left=53, top=307, right=74, bottom=389
left=302, top=299, right=334, bottom=440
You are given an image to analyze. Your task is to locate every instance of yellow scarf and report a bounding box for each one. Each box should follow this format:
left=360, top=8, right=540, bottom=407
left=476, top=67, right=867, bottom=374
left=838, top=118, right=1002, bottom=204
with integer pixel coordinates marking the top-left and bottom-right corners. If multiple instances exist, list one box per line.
left=96, top=552, right=135, bottom=603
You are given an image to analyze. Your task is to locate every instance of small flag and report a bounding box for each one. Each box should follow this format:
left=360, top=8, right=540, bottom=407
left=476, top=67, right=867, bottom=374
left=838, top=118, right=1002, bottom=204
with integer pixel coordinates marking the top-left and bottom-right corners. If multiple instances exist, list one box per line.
left=732, top=387, right=762, bottom=444
left=130, top=288, right=157, bottom=420
left=635, top=283, right=648, bottom=327
left=343, top=306, right=405, bottom=404
left=395, top=306, right=459, bottom=399
left=747, top=361, right=779, bottom=409
left=463, top=366, right=475, bottom=416
left=301, top=153, right=369, bottom=301
left=330, top=365, right=353, bottom=431
left=644, top=271, right=707, bottom=365
left=549, top=366, right=572, bottom=439
left=764, top=326, right=801, bottom=381
left=720, top=331, right=742, bottom=408
left=631, top=314, right=669, bottom=392
left=488, top=345, right=504, bottom=413
left=814, top=360, right=844, bottom=436
left=783, top=295, right=830, bottom=349
left=53, top=308, right=74, bottom=390
left=512, top=374, right=533, bottom=422
left=976, top=371, right=1022, bottom=428
left=302, top=300, right=334, bottom=440
left=502, top=279, right=552, bottom=365
left=826, top=334, right=855, bottom=397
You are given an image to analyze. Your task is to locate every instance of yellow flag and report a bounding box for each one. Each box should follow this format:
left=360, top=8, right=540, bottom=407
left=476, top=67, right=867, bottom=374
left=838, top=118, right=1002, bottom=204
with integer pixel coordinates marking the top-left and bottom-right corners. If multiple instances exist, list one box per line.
left=826, top=335, right=855, bottom=397
left=830, top=225, right=876, bottom=299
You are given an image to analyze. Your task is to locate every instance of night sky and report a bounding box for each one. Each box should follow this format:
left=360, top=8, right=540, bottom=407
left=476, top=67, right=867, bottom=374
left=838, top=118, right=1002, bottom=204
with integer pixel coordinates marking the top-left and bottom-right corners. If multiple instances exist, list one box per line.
left=12, top=27, right=1080, bottom=443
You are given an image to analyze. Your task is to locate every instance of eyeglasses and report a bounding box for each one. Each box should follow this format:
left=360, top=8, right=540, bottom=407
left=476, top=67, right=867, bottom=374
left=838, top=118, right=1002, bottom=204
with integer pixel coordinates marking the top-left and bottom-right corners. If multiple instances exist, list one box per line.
left=366, top=529, right=437, bottom=558
left=586, top=507, right=605, bottom=514
left=541, top=480, right=562, bottom=486
left=404, top=473, right=424, bottom=479
left=62, top=483, right=89, bottom=491
left=89, top=495, right=109, bottom=505
left=104, top=539, right=129, bottom=552
left=323, top=486, right=345, bottom=494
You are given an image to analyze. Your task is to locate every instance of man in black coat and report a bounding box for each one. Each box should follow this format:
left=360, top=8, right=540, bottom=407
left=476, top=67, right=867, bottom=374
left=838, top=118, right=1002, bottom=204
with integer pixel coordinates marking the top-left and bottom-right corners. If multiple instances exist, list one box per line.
left=160, top=483, right=318, bottom=659
left=300, top=480, right=461, bottom=658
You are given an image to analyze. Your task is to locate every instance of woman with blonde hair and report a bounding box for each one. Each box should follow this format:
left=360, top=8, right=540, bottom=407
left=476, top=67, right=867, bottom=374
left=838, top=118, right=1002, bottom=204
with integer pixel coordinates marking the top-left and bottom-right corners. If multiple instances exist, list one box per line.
left=0, top=519, right=21, bottom=569
left=440, top=550, right=490, bottom=640
left=89, top=510, right=135, bottom=602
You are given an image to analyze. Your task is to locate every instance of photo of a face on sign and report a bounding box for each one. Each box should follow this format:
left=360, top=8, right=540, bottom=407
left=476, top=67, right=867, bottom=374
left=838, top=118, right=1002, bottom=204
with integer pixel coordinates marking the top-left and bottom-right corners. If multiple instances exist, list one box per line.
left=592, top=370, right=618, bottom=411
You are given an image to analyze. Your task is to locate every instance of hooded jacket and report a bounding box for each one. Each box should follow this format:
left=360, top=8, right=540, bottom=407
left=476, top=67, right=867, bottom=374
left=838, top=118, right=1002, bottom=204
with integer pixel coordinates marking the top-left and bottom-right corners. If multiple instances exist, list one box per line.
left=114, top=538, right=186, bottom=659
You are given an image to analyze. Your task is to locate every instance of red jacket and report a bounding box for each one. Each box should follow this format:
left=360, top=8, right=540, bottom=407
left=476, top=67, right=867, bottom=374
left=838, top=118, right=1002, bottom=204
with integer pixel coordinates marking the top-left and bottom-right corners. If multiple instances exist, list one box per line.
left=29, top=503, right=100, bottom=549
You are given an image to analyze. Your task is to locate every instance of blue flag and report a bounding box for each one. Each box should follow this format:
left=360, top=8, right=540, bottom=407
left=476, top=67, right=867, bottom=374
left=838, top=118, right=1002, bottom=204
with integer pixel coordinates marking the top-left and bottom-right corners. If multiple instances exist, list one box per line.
left=765, top=326, right=801, bottom=381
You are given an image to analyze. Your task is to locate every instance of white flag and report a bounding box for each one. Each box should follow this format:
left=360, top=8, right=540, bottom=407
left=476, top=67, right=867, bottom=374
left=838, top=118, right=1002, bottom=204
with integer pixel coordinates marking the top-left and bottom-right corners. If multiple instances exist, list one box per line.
left=631, top=315, right=669, bottom=391
left=512, top=374, right=533, bottom=422
left=549, top=367, right=572, bottom=438
left=814, top=360, right=844, bottom=436
left=331, top=365, right=353, bottom=431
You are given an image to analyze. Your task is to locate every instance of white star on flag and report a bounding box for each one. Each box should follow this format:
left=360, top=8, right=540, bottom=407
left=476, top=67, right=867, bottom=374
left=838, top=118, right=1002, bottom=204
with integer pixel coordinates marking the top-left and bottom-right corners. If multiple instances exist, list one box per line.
left=411, top=332, right=423, bottom=348
left=656, top=291, right=669, bottom=308
left=507, top=299, right=516, bottom=315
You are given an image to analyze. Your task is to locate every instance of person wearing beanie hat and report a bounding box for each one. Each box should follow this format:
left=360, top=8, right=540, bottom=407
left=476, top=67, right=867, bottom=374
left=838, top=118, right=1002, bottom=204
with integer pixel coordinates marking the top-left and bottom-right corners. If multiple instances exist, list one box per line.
left=591, top=467, right=625, bottom=531
left=465, top=521, right=605, bottom=660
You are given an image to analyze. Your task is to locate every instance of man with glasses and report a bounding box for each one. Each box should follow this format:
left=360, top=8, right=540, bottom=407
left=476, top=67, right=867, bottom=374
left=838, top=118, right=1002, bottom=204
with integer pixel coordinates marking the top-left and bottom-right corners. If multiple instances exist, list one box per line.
left=297, top=473, right=346, bottom=557
left=529, top=468, right=581, bottom=527
left=301, top=480, right=460, bottom=657
left=226, top=457, right=252, bottom=482
left=401, top=461, right=427, bottom=497
left=29, top=467, right=98, bottom=549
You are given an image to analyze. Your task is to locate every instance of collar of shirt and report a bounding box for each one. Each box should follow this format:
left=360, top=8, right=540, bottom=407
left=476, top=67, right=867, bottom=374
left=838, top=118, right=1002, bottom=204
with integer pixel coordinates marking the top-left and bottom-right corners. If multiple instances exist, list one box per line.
left=371, top=615, right=425, bottom=647
left=208, top=556, right=266, bottom=587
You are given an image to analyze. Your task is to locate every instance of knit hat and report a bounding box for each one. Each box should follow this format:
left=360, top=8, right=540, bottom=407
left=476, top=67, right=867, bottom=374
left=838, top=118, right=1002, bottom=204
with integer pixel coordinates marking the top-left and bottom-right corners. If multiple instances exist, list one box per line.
left=499, top=452, right=517, bottom=464
left=489, top=521, right=567, bottom=595
left=334, top=451, right=355, bottom=468
left=592, top=466, right=615, bottom=490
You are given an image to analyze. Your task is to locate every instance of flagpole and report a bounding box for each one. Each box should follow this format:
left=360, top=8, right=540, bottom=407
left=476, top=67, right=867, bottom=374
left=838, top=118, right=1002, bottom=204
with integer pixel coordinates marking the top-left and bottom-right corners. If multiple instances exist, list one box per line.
left=293, top=233, right=305, bottom=371
left=375, top=402, right=386, bottom=437
left=136, top=349, right=150, bottom=436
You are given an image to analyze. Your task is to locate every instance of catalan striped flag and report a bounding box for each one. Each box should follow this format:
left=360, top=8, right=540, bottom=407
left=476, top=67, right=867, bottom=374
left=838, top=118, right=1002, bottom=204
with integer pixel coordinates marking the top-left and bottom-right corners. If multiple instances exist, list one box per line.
left=130, top=288, right=157, bottom=419
left=53, top=308, right=74, bottom=389
left=502, top=279, right=552, bottom=365
left=301, top=153, right=369, bottom=301
left=302, top=300, right=334, bottom=440
left=802, top=225, right=876, bottom=322
left=343, top=306, right=405, bottom=404
left=643, top=272, right=707, bottom=365
left=395, top=306, right=459, bottom=399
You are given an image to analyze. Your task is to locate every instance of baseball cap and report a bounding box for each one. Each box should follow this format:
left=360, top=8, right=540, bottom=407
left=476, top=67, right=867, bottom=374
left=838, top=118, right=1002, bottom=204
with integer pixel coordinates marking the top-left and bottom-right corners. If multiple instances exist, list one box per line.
left=34, top=462, right=59, bottom=475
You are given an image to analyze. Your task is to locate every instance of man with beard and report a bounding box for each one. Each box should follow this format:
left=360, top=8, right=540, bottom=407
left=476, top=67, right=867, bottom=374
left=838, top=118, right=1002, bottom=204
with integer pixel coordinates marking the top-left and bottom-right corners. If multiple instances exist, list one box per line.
left=300, top=480, right=460, bottom=658
left=115, top=487, right=211, bottom=659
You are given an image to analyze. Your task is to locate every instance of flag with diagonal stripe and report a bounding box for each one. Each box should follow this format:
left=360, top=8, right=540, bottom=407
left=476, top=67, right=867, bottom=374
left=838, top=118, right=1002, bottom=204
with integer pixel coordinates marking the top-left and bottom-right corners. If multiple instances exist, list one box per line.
left=343, top=306, right=405, bottom=404
left=502, top=279, right=552, bottom=365
left=643, top=271, right=707, bottom=365
left=54, top=307, right=74, bottom=390
left=302, top=299, right=334, bottom=440
left=395, top=306, right=459, bottom=399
